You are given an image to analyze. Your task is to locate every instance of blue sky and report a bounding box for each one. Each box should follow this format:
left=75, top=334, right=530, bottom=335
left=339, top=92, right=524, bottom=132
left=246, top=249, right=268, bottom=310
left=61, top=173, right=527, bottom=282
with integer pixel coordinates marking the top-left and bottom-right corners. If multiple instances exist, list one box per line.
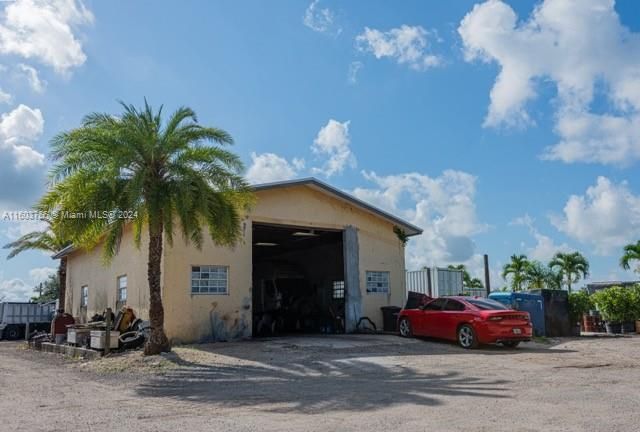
left=1, top=0, right=640, bottom=301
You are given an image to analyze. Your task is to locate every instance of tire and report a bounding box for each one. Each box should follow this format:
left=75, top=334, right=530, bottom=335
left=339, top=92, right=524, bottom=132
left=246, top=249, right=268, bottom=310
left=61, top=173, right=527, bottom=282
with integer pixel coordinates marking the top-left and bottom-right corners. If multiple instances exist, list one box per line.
left=457, top=324, right=478, bottom=349
left=502, top=341, right=520, bottom=348
left=6, top=326, right=20, bottom=340
left=119, top=331, right=146, bottom=350
left=398, top=318, right=413, bottom=338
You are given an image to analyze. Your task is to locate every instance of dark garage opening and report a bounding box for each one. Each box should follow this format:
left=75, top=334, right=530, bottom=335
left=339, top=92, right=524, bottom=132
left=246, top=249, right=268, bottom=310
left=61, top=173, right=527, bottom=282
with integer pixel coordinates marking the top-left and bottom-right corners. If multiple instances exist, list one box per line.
left=252, top=223, right=345, bottom=337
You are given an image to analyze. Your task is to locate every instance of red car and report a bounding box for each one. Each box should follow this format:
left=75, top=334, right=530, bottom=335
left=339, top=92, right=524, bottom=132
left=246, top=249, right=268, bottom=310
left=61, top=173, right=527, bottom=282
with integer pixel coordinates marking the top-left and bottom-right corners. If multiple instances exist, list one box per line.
left=397, top=296, right=532, bottom=349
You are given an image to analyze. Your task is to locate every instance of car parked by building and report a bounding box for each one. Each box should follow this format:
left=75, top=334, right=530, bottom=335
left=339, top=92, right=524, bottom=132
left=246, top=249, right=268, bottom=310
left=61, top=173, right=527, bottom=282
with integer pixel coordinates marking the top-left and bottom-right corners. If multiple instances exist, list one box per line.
left=398, top=296, right=532, bottom=349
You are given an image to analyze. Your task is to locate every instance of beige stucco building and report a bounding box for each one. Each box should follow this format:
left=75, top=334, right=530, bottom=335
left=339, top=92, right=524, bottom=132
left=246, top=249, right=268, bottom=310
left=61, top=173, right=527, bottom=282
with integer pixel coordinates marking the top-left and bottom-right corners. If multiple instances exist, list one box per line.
left=56, top=178, right=422, bottom=344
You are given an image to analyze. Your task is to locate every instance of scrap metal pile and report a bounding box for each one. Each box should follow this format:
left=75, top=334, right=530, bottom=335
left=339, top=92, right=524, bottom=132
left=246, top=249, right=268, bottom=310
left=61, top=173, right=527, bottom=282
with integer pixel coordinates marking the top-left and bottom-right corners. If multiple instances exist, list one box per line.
left=64, top=307, right=149, bottom=351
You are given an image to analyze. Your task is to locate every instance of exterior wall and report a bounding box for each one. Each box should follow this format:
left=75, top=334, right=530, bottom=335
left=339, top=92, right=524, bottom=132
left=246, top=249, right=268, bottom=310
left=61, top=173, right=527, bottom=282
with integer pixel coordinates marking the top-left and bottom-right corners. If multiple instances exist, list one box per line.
left=66, top=224, right=151, bottom=322
left=163, top=185, right=406, bottom=343
left=162, top=221, right=252, bottom=344
left=65, top=184, right=409, bottom=343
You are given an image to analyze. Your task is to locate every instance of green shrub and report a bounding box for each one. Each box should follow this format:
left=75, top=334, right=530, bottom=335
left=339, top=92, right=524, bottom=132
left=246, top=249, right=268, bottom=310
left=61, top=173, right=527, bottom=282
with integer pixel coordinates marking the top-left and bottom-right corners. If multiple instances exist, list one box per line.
left=631, top=284, right=640, bottom=320
left=568, top=290, right=593, bottom=324
left=591, top=286, right=637, bottom=323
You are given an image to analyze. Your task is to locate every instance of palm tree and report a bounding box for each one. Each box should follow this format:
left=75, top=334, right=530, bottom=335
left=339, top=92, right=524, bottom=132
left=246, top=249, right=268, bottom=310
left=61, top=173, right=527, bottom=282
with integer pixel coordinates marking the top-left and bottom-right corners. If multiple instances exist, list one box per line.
left=3, top=223, right=70, bottom=310
left=620, top=241, right=640, bottom=273
left=501, top=254, right=529, bottom=292
left=523, top=260, right=550, bottom=290
left=40, top=101, right=253, bottom=355
left=545, top=267, right=563, bottom=290
left=549, top=251, right=589, bottom=294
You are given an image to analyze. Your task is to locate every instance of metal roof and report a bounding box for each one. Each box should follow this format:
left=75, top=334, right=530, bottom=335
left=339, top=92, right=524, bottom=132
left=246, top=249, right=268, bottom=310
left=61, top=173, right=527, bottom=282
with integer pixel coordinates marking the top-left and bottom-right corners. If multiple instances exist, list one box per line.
left=252, top=177, right=423, bottom=236
left=51, top=177, right=423, bottom=259
left=51, top=244, right=74, bottom=260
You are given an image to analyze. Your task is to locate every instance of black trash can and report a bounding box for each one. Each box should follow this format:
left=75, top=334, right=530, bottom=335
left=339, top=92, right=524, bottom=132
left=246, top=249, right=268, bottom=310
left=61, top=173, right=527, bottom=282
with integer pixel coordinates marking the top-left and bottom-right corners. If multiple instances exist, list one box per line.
left=380, top=306, right=402, bottom=332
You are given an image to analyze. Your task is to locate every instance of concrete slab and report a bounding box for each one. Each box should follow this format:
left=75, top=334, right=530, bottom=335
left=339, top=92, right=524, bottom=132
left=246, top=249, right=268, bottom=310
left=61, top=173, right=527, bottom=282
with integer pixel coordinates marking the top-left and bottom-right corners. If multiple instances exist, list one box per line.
left=259, top=334, right=418, bottom=349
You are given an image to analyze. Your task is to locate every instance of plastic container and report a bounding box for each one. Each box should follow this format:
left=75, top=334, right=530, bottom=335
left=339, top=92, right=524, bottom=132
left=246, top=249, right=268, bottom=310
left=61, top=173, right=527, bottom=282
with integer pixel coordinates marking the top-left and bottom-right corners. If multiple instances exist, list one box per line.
left=622, top=321, right=636, bottom=334
left=380, top=306, right=402, bottom=332
left=90, top=330, right=120, bottom=349
left=605, top=322, right=622, bottom=334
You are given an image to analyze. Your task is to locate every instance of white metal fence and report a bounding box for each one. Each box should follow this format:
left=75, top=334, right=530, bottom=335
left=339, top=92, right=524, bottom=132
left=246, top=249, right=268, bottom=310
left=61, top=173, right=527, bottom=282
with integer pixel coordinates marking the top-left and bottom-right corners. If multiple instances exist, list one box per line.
left=405, top=268, right=486, bottom=298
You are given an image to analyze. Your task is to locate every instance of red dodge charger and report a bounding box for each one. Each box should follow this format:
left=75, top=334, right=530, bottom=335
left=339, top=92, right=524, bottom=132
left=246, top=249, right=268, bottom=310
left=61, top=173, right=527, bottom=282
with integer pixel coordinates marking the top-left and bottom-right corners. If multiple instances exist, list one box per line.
left=398, top=296, right=533, bottom=349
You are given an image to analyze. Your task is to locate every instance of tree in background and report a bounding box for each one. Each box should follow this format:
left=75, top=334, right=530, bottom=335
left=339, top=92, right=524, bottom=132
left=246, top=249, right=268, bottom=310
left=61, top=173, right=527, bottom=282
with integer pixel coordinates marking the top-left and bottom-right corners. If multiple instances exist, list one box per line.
left=523, top=261, right=548, bottom=290
left=3, top=223, right=70, bottom=309
left=40, top=101, right=253, bottom=355
left=447, top=264, right=484, bottom=290
left=523, top=260, right=563, bottom=290
left=502, top=254, right=529, bottom=292
left=549, top=251, right=590, bottom=294
left=31, top=274, right=60, bottom=303
left=620, top=240, right=640, bottom=274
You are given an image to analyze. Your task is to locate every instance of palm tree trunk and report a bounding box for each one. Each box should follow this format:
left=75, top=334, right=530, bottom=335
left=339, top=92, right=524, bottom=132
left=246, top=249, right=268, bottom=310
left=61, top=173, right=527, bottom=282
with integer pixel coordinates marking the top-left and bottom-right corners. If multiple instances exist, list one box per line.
left=58, top=257, right=67, bottom=312
left=144, top=220, right=170, bottom=355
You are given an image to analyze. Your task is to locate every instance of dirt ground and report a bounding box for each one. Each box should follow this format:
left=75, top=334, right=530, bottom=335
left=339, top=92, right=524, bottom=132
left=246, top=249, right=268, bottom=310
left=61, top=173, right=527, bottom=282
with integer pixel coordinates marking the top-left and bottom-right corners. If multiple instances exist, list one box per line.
left=1, top=334, right=639, bottom=432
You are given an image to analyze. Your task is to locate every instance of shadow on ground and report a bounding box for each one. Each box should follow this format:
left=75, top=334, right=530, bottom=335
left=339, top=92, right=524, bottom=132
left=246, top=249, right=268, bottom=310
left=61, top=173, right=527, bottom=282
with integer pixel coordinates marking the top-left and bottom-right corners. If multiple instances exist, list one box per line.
left=134, top=335, right=523, bottom=413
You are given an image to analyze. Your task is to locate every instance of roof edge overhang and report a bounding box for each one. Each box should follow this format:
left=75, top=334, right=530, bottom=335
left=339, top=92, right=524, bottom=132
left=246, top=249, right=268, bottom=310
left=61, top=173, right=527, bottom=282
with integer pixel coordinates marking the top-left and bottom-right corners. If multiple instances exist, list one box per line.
left=252, top=177, right=423, bottom=236
left=51, top=244, right=75, bottom=260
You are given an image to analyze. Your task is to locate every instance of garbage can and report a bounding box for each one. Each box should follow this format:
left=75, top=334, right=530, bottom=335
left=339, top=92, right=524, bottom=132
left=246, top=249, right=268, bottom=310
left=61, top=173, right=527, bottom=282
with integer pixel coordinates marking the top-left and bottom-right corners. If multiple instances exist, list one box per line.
left=380, top=306, right=402, bottom=332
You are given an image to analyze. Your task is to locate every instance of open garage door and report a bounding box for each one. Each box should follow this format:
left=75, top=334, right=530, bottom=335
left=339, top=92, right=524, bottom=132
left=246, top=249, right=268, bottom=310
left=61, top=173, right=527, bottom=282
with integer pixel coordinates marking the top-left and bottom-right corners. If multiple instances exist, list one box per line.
left=252, top=223, right=345, bottom=336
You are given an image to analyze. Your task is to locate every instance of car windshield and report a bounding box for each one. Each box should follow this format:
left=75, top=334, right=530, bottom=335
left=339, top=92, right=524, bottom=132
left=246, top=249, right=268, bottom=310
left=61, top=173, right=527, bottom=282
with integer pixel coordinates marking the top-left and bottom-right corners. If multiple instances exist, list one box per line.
left=466, top=298, right=508, bottom=310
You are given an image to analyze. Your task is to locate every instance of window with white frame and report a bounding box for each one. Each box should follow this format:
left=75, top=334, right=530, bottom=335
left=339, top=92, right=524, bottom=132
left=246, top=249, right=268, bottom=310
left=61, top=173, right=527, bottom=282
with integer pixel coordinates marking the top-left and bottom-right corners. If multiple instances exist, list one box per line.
left=332, top=281, right=345, bottom=299
left=117, top=275, right=127, bottom=305
left=81, top=285, right=88, bottom=307
left=366, top=271, right=390, bottom=294
left=191, top=265, right=228, bottom=294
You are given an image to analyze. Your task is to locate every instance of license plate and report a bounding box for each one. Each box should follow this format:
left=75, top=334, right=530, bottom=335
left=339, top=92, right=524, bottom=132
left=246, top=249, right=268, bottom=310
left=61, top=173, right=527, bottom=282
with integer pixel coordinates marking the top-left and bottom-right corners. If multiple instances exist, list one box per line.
left=512, top=328, right=522, bottom=335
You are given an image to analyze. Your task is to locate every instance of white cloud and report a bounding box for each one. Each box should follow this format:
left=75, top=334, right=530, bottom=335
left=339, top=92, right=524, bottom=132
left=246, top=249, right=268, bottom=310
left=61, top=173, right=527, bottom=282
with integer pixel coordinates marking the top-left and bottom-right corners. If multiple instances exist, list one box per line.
left=2, top=217, right=48, bottom=242
left=0, top=87, right=11, bottom=104
left=551, top=177, right=640, bottom=254
left=0, top=104, right=46, bottom=209
left=29, top=266, right=56, bottom=284
left=356, top=25, right=442, bottom=71
left=0, top=0, right=94, bottom=75
left=510, top=213, right=570, bottom=261
left=458, top=0, right=640, bottom=164
left=0, top=277, right=31, bottom=301
left=0, top=104, right=45, bottom=169
left=303, top=0, right=339, bottom=34
left=352, top=169, right=486, bottom=270
left=348, top=61, right=363, bottom=84
left=17, top=63, right=46, bottom=93
left=245, top=152, right=304, bottom=185
left=311, top=119, right=355, bottom=177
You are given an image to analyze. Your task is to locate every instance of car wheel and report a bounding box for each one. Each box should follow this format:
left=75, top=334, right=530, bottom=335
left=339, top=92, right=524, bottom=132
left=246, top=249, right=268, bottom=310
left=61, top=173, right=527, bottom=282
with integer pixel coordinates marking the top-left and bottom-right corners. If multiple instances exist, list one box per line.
left=503, top=341, right=520, bottom=348
left=398, top=318, right=413, bottom=338
left=457, top=324, right=478, bottom=349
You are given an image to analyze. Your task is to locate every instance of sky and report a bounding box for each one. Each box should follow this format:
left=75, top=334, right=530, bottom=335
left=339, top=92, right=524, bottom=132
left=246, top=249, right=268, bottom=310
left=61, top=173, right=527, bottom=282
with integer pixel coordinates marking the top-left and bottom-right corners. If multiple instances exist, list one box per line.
left=1, top=0, right=640, bottom=301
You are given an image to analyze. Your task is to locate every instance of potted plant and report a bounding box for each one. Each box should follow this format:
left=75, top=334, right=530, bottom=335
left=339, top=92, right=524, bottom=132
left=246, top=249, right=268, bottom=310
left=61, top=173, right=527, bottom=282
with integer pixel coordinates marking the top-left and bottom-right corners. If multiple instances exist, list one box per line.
left=592, top=286, right=633, bottom=334
left=568, top=290, right=593, bottom=335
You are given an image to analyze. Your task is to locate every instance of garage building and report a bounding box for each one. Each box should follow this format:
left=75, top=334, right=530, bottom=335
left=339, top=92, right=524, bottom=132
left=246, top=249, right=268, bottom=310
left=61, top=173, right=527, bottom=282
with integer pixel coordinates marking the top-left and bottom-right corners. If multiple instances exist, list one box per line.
left=57, top=178, right=422, bottom=343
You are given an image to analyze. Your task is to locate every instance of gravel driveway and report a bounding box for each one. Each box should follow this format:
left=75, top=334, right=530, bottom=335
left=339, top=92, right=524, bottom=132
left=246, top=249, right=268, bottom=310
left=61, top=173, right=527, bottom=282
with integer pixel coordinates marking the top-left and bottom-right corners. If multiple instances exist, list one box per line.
left=1, top=335, right=639, bottom=432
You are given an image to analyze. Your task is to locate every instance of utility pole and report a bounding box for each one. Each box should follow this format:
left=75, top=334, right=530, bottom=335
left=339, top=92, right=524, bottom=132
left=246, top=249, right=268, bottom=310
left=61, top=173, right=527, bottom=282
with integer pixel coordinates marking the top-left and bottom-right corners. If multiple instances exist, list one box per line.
left=484, top=254, right=491, bottom=296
